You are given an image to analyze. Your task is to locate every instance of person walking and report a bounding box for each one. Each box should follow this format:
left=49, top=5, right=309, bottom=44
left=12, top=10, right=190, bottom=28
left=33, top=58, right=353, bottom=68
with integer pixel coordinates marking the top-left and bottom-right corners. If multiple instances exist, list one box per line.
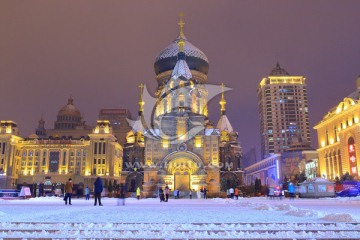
left=117, top=183, right=126, bottom=206
left=136, top=187, right=141, bottom=200
left=288, top=182, right=295, bottom=200
left=165, top=185, right=169, bottom=202
left=229, top=187, right=234, bottom=199
left=159, top=187, right=164, bottom=202
left=64, top=178, right=73, bottom=205
left=196, top=189, right=201, bottom=199
left=203, top=188, right=207, bottom=199
left=94, top=177, right=103, bottom=206
left=173, top=189, right=178, bottom=199
left=226, top=189, right=230, bottom=198
left=189, top=190, right=192, bottom=199
left=85, top=186, right=90, bottom=200
left=234, top=188, right=239, bottom=200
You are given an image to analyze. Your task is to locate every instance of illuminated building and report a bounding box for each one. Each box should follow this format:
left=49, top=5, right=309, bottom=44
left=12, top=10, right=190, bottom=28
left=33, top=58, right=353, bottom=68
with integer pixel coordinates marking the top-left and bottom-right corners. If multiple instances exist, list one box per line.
left=124, top=16, right=243, bottom=197
left=314, top=77, right=360, bottom=180
left=0, top=16, right=243, bottom=195
left=258, top=63, right=311, bottom=159
left=245, top=63, right=315, bottom=186
left=0, top=117, right=123, bottom=190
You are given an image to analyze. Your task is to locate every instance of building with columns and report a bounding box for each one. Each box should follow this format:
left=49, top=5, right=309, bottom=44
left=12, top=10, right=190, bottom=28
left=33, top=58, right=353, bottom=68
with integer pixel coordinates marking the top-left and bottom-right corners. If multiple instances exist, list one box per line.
left=314, top=77, right=360, bottom=180
left=0, top=119, right=123, bottom=191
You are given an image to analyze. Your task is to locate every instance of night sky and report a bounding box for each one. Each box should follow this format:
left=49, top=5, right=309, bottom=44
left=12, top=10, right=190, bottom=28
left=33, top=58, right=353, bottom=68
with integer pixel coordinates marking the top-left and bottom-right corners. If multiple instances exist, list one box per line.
left=1, top=1, right=360, bottom=160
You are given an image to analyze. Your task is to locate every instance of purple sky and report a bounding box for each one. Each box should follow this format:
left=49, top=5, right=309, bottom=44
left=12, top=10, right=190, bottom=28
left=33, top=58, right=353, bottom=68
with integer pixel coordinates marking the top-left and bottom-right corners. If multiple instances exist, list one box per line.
left=1, top=1, right=360, bottom=160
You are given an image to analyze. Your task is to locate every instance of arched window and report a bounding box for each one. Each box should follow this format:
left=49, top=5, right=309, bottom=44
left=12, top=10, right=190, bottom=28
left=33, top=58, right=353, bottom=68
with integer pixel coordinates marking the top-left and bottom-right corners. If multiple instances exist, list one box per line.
left=325, top=152, right=329, bottom=178
left=334, top=126, right=338, bottom=142
left=326, top=129, right=329, bottom=145
left=329, top=152, right=333, bottom=179
left=338, top=149, right=342, bottom=176
left=333, top=150, right=338, bottom=178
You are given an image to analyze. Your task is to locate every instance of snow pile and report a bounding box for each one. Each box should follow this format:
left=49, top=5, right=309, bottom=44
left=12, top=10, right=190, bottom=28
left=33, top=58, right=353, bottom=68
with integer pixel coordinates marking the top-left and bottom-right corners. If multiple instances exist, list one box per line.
left=0, top=211, right=6, bottom=216
left=286, top=208, right=320, bottom=218
left=254, top=203, right=274, bottom=211
left=218, top=198, right=358, bottom=223
left=320, top=213, right=356, bottom=222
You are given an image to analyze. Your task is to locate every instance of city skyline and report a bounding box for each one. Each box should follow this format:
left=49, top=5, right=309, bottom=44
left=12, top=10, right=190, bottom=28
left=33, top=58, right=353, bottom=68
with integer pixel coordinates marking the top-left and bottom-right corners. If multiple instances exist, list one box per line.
left=1, top=1, right=360, bottom=158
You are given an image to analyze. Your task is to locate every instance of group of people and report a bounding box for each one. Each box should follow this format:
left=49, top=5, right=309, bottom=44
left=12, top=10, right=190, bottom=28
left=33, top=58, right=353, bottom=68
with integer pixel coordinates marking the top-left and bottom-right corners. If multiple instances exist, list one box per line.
left=226, top=187, right=240, bottom=199
left=63, top=177, right=104, bottom=206
left=158, top=185, right=170, bottom=202
left=267, top=183, right=296, bottom=200
left=157, top=186, right=208, bottom=202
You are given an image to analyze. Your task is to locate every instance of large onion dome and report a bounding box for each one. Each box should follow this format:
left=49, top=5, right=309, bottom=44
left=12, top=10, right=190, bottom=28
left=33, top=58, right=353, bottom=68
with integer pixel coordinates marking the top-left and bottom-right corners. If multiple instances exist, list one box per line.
left=154, top=35, right=209, bottom=84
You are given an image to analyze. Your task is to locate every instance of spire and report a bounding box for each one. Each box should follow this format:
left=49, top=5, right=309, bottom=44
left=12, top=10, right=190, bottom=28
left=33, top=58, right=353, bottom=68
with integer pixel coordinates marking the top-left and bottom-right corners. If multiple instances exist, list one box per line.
left=38, top=113, right=45, bottom=128
left=269, top=61, right=290, bottom=76
left=178, top=12, right=185, bottom=38
left=177, top=13, right=186, bottom=57
left=219, top=83, right=227, bottom=115
left=40, top=112, right=44, bottom=123
left=67, top=95, right=74, bottom=105
left=138, top=83, right=145, bottom=115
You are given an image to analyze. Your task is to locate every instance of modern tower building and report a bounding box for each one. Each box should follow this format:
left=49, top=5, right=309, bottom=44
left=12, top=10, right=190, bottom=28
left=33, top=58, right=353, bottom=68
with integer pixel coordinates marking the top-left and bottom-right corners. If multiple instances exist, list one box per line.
left=258, top=63, right=311, bottom=159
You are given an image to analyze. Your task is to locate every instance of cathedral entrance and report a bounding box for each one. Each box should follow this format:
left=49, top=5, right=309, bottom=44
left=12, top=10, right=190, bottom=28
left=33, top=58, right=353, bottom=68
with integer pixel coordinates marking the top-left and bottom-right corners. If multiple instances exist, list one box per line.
left=174, top=172, right=190, bottom=191
left=162, top=151, right=204, bottom=192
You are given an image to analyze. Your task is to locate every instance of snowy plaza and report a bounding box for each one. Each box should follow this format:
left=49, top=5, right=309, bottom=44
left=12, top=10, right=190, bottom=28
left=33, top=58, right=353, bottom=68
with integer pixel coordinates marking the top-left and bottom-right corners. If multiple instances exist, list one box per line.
left=0, top=197, right=360, bottom=239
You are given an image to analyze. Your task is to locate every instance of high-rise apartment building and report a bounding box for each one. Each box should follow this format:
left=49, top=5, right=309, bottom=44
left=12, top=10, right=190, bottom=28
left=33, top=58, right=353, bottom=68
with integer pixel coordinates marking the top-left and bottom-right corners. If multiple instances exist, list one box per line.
left=258, top=63, right=311, bottom=159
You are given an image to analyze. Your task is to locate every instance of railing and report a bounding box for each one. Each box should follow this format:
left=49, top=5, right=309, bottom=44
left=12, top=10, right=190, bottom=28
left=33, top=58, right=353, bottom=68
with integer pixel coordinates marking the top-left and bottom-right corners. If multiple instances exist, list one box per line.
left=0, top=189, right=20, bottom=198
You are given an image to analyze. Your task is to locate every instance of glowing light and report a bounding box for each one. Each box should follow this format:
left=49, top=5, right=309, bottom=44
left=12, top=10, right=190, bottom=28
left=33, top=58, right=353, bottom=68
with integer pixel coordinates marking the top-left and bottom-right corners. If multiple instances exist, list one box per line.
left=276, top=159, right=280, bottom=181
left=162, top=139, right=169, bottom=149
left=321, top=141, right=325, bottom=148
left=355, top=117, right=359, bottom=123
left=329, top=138, right=334, bottom=145
left=195, top=136, right=202, bottom=148
left=6, top=126, right=12, bottom=134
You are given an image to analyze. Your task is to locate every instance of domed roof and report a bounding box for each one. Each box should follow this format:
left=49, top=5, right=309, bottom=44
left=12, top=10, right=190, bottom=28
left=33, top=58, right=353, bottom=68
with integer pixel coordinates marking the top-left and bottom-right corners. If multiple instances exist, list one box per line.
left=58, top=97, right=81, bottom=117
left=154, top=35, right=209, bottom=76
left=269, top=62, right=290, bottom=76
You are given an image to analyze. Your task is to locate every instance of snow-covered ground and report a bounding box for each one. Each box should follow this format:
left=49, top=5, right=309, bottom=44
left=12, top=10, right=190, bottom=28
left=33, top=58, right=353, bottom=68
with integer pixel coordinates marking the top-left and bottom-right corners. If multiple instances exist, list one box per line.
left=0, top=196, right=360, bottom=239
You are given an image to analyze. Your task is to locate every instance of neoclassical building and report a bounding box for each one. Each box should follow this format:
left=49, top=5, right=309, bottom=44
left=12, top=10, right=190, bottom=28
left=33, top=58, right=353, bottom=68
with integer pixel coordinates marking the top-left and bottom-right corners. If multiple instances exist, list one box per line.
left=314, top=77, right=360, bottom=180
left=0, top=99, right=123, bottom=191
left=124, top=17, right=243, bottom=197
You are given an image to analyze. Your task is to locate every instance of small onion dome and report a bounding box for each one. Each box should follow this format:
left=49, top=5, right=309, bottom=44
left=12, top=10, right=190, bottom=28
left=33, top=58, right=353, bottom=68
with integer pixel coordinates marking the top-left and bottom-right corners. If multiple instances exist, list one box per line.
left=154, top=35, right=209, bottom=77
left=269, top=62, right=290, bottom=76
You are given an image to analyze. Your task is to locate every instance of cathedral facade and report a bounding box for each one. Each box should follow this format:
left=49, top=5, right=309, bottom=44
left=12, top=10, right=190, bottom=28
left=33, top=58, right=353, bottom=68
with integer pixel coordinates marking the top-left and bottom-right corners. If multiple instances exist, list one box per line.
left=124, top=18, right=243, bottom=197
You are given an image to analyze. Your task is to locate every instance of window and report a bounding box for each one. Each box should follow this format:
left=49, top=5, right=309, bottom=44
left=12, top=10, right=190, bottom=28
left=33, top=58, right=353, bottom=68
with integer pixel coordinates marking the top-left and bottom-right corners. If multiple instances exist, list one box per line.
left=94, top=143, right=98, bottom=154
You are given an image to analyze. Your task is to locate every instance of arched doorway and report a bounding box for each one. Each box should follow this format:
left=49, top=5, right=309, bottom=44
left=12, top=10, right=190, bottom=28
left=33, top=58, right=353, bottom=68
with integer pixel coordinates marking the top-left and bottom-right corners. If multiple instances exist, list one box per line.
left=161, top=151, right=203, bottom=192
